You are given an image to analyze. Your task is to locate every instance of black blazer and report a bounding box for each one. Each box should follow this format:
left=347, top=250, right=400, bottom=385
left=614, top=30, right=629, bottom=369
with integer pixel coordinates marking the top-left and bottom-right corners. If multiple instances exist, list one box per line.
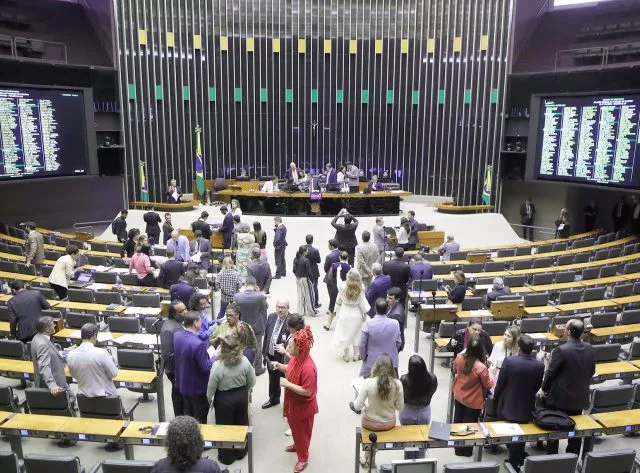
left=382, top=259, right=411, bottom=297
left=158, top=259, right=185, bottom=289
left=306, top=244, right=321, bottom=279
left=494, top=352, right=545, bottom=423
left=323, top=249, right=341, bottom=274
left=542, top=339, right=595, bottom=411
left=447, top=328, right=494, bottom=359
left=191, top=219, right=212, bottom=240
left=143, top=211, right=162, bottom=235
left=262, top=313, right=290, bottom=363
left=7, top=290, right=50, bottom=341
left=293, top=255, right=312, bottom=278
left=519, top=202, right=535, bottom=223
left=331, top=215, right=359, bottom=250
left=448, top=283, right=467, bottom=304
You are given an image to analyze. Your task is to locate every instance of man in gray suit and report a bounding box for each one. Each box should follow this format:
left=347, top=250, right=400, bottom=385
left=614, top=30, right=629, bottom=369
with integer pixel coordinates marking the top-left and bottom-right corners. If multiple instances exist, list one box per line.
left=359, top=298, right=401, bottom=378
left=31, top=316, right=76, bottom=406
left=235, top=276, right=268, bottom=375
left=372, top=217, right=386, bottom=263
left=356, top=230, right=380, bottom=288
left=247, top=247, right=273, bottom=294
left=189, top=230, right=212, bottom=273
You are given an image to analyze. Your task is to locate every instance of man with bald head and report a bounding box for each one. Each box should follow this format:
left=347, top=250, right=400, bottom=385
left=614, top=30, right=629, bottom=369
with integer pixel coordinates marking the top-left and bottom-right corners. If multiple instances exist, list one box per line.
left=166, top=230, right=190, bottom=263
left=261, top=299, right=291, bottom=408
left=537, top=319, right=595, bottom=455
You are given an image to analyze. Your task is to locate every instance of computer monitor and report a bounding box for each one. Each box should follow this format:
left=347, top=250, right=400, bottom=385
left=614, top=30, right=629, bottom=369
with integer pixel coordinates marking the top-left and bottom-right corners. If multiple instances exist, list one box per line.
left=391, top=458, right=437, bottom=473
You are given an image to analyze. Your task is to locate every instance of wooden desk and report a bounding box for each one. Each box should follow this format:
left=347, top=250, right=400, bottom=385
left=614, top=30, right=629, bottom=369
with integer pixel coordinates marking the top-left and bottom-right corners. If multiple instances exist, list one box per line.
left=529, top=282, right=581, bottom=292
left=592, top=409, right=640, bottom=434
left=593, top=361, right=640, bottom=382
left=55, top=301, right=127, bottom=315
left=556, top=300, right=618, bottom=313
left=0, top=233, right=25, bottom=244
left=0, top=413, right=68, bottom=438
left=130, top=200, right=198, bottom=211
left=611, top=295, right=640, bottom=307
left=590, top=323, right=640, bottom=342
left=0, top=271, right=38, bottom=282
left=484, top=415, right=602, bottom=444
left=523, top=305, right=560, bottom=315
left=579, top=276, right=627, bottom=287
left=0, top=252, right=56, bottom=266
left=58, top=417, right=125, bottom=442
left=0, top=321, right=10, bottom=336
left=462, top=230, right=599, bottom=253
left=435, top=203, right=495, bottom=213
left=0, top=294, right=59, bottom=307
left=622, top=272, right=640, bottom=282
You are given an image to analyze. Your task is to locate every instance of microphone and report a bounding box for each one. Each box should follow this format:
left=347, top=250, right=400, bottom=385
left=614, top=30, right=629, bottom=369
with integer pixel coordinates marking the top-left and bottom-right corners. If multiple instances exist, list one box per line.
left=368, top=432, right=377, bottom=444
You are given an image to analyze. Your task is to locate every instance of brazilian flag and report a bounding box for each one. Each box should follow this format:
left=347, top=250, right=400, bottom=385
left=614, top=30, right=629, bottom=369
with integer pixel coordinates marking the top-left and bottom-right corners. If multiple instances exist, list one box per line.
left=482, top=165, right=492, bottom=205
left=139, top=161, right=149, bottom=202
left=195, top=126, right=205, bottom=197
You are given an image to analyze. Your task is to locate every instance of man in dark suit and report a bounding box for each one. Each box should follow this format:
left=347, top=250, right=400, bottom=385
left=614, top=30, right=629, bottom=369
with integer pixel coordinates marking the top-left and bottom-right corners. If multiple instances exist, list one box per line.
left=305, top=234, right=321, bottom=307
left=261, top=300, right=291, bottom=408
left=157, top=248, right=186, bottom=288
left=111, top=209, right=128, bottom=243
left=235, top=276, right=268, bottom=375
left=273, top=217, right=288, bottom=278
left=407, top=211, right=419, bottom=250
left=216, top=206, right=234, bottom=249
left=191, top=211, right=213, bottom=241
left=323, top=162, right=337, bottom=185
left=494, top=334, right=544, bottom=469
left=331, top=208, right=359, bottom=265
left=165, top=179, right=183, bottom=203
left=386, top=287, right=406, bottom=352
left=189, top=230, right=212, bottom=272
left=382, top=247, right=411, bottom=302
left=247, top=248, right=273, bottom=294
left=538, top=319, right=595, bottom=455
left=519, top=198, right=535, bottom=241
left=143, top=206, right=162, bottom=245
left=365, top=263, right=391, bottom=316
left=7, top=280, right=50, bottom=343
left=323, top=239, right=341, bottom=329
left=612, top=196, right=629, bottom=232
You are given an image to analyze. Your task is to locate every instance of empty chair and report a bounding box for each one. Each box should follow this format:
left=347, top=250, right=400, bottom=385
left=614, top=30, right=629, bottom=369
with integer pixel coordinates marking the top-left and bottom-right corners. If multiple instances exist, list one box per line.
left=594, top=249, right=609, bottom=261
left=599, top=264, right=618, bottom=277
left=423, top=253, right=440, bottom=262
left=532, top=257, right=553, bottom=269
left=0, top=339, right=26, bottom=359
left=412, top=280, right=438, bottom=292
left=496, top=295, right=523, bottom=302
left=0, top=261, right=18, bottom=272
left=0, top=306, right=9, bottom=321
left=93, top=271, right=118, bottom=284
left=620, top=309, right=640, bottom=325
left=23, top=454, right=83, bottom=473
left=144, top=317, right=163, bottom=334
left=504, top=275, right=526, bottom=287
left=555, top=270, right=576, bottom=283
left=623, top=261, right=640, bottom=274
left=588, top=385, right=635, bottom=413
left=622, top=244, right=635, bottom=256
left=0, top=242, right=6, bottom=252
left=41, top=265, right=53, bottom=277
left=558, top=289, right=583, bottom=304
left=462, top=263, right=484, bottom=273
left=16, top=263, right=36, bottom=275
left=432, top=265, right=451, bottom=276
left=461, top=297, right=484, bottom=311
left=33, top=286, right=56, bottom=300
left=153, top=247, right=167, bottom=257
left=484, top=262, right=505, bottom=272
left=622, top=341, right=640, bottom=360
left=497, top=249, right=516, bottom=258
left=116, top=349, right=156, bottom=402
left=574, top=252, right=591, bottom=264
left=550, top=315, right=573, bottom=327
left=89, top=242, right=108, bottom=252
left=6, top=245, right=22, bottom=256
left=438, top=321, right=456, bottom=338
left=113, top=259, right=128, bottom=268
left=0, top=383, right=25, bottom=412
left=555, top=254, right=574, bottom=266
left=88, top=255, right=108, bottom=266
left=580, top=449, right=637, bottom=473
left=608, top=247, right=622, bottom=259
left=107, top=242, right=123, bottom=254
left=524, top=293, right=550, bottom=307
left=77, top=394, right=138, bottom=420
left=592, top=343, right=621, bottom=362
left=515, top=247, right=532, bottom=256
left=450, top=251, right=468, bottom=261
left=596, top=235, right=609, bottom=245
left=131, top=293, right=161, bottom=308
left=67, top=288, right=94, bottom=303
left=444, top=462, right=500, bottom=473
left=476, top=277, right=494, bottom=285
left=120, top=273, right=139, bottom=286
left=54, top=237, right=69, bottom=247
left=481, top=320, right=509, bottom=336
left=552, top=242, right=567, bottom=252
left=25, top=388, right=74, bottom=416
left=92, top=460, right=156, bottom=473
left=583, top=287, right=606, bottom=302
left=536, top=244, right=553, bottom=254
left=108, top=316, right=140, bottom=334
left=512, top=260, right=532, bottom=271
left=0, top=450, right=21, bottom=473
left=44, top=250, right=62, bottom=260
left=506, top=453, right=578, bottom=473
left=94, top=291, right=122, bottom=305
left=520, top=317, right=551, bottom=334
left=634, top=282, right=640, bottom=294
left=590, top=311, right=617, bottom=328
left=612, top=284, right=633, bottom=298
left=531, top=273, right=554, bottom=285
left=64, top=312, right=98, bottom=329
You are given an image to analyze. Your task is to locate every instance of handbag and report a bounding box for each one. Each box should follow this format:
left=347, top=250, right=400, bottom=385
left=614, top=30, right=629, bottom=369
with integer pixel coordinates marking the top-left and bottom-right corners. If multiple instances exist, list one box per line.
left=532, top=402, right=576, bottom=431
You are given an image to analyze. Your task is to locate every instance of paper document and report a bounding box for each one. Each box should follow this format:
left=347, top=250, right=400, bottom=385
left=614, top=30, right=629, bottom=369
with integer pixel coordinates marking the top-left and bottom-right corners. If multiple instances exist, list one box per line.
left=172, top=190, right=180, bottom=201
left=155, top=422, right=170, bottom=437
left=92, top=266, right=112, bottom=272
left=69, top=330, right=82, bottom=338
left=112, top=334, right=133, bottom=345
left=129, top=334, right=160, bottom=346
left=207, top=345, right=216, bottom=359
left=528, top=333, right=547, bottom=339
left=109, top=268, right=130, bottom=274
left=470, top=310, right=492, bottom=317
left=125, top=307, right=161, bottom=315
left=87, top=283, right=111, bottom=291
left=190, top=252, right=202, bottom=263
left=491, top=424, right=524, bottom=436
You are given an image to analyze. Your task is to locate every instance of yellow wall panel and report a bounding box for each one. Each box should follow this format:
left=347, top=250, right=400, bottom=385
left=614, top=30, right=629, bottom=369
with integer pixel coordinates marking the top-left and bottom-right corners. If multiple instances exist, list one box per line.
left=272, top=38, right=280, bottom=53
left=480, top=35, right=489, bottom=51
left=220, top=36, right=228, bottom=51
left=247, top=37, right=254, bottom=52
left=427, top=38, right=435, bottom=53
left=453, top=36, right=462, bottom=52
left=349, top=39, right=357, bottom=54
left=375, top=39, right=383, bottom=54
left=298, top=38, right=306, bottom=53
left=193, top=34, right=202, bottom=50
left=166, top=32, right=175, bottom=48
left=138, top=29, right=147, bottom=46
left=324, top=39, right=331, bottom=54
left=401, top=39, right=409, bottom=54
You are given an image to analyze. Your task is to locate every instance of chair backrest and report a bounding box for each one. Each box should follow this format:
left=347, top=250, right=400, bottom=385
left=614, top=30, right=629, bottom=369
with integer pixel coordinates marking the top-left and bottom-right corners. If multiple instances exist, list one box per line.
left=497, top=249, right=515, bottom=257
left=41, top=265, right=53, bottom=277
left=54, top=236, right=69, bottom=247
left=423, top=253, right=440, bottom=262
left=450, top=251, right=468, bottom=261
left=64, top=311, right=98, bottom=329
left=629, top=342, right=640, bottom=360
left=439, top=321, right=455, bottom=338
left=462, top=263, right=484, bottom=273
left=0, top=450, right=21, bottom=473
left=0, top=261, right=17, bottom=272
left=573, top=237, right=595, bottom=249
left=592, top=343, right=621, bottom=362
left=481, top=320, right=509, bottom=336
left=412, top=280, right=439, bottom=292
left=117, top=349, right=155, bottom=371
left=100, top=460, right=156, bottom=473
left=67, top=288, right=94, bottom=303
left=193, top=277, right=208, bottom=290
left=574, top=252, right=592, bottom=264
left=461, top=297, right=484, bottom=311
left=77, top=394, right=124, bottom=419
left=520, top=317, right=551, bottom=334
left=533, top=257, right=553, bottom=269
left=90, top=242, right=109, bottom=252
left=93, top=271, right=118, bottom=284
left=24, top=454, right=83, bottom=473
left=581, top=449, right=637, bottom=473
left=623, top=261, right=640, bottom=274
left=0, top=340, right=25, bottom=359
left=88, top=255, right=108, bottom=266
left=0, top=383, right=19, bottom=412
left=144, top=317, right=164, bottom=334
left=443, top=462, right=500, bottom=473
left=594, top=249, right=609, bottom=261
left=622, top=243, right=635, bottom=255
left=504, top=275, right=526, bottom=287
left=581, top=267, right=600, bottom=280
left=552, top=242, right=568, bottom=252
left=512, top=260, right=532, bottom=270
left=94, top=291, right=122, bottom=305
left=583, top=286, right=606, bottom=302
left=25, top=388, right=73, bottom=416
left=0, top=306, right=9, bottom=322
left=620, top=309, right=640, bottom=325
left=532, top=273, right=555, bottom=285
left=590, top=311, right=618, bottom=328
left=432, top=265, right=451, bottom=275
left=524, top=293, right=550, bottom=307
left=496, top=295, right=523, bottom=302
left=555, top=270, right=576, bottom=283
left=131, top=293, right=161, bottom=308
left=596, top=235, right=609, bottom=245
left=550, top=315, right=574, bottom=327
left=6, top=245, right=23, bottom=256
left=107, top=243, right=123, bottom=254
left=522, top=453, right=578, bottom=473
left=483, top=262, right=505, bottom=272
left=558, top=289, right=583, bottom=304
left=556, top=255, right=574, bottom=266
left=108, top=316, right=140, bottom=334
left=33, top=287, right=56, bottom=300
left=119, top=273, right=139, bottom=285
left=515, top=247, right=532, bottom=256
left=590, top=385, right=635, bottom=413
left=608, top=247, right=622, bottom=259
left=16, top=263, right=36, bottom=275
left=537, top=244, right=553, bottom=254
left=634, top=282, right=640, bottom=295
left=599, top=264, right=618, bottom=277
left=43, top=250, right=61, bottom=260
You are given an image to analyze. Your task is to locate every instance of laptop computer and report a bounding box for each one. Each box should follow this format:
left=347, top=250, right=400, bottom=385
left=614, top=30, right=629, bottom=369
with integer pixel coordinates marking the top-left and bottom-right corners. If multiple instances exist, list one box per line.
left=70, top=271, right=93, bottom=288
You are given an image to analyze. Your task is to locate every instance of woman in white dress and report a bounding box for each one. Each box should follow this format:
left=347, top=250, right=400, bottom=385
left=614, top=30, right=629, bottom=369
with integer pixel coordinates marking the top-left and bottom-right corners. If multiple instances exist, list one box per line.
left=487, top=325, right=520, bottom=391
left=332, top=268, right=370, bottom=362
left=396, top=217, right=410, bottom=250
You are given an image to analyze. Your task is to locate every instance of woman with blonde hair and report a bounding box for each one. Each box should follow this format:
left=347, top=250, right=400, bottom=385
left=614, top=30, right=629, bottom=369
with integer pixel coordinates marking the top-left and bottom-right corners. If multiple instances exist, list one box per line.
left=488, top=325, right=520, bottom=388
left=231, top=199, right=242, bottom=217
left=207, top=334, right=255, bottom=465
left=235, top=224, right=255, bottom=277
left=350, top=354, right=403, bottom=468
left=332, top=268, right=370, bottom=361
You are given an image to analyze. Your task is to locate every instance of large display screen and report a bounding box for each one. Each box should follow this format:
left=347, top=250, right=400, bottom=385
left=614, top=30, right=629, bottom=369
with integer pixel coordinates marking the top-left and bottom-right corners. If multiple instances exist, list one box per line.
left=534, top=94, right=640, bottom=189
left=0, top=86, right=88, bottom=180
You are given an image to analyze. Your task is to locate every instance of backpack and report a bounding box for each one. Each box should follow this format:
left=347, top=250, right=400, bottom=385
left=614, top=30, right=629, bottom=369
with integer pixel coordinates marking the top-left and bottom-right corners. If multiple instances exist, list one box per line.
left=532, top=405, right=576, bottom=431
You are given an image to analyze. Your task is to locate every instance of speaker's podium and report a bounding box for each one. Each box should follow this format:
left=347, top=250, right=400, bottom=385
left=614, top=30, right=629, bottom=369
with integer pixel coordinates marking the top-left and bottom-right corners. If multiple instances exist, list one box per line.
left=489, top=299, right=525, bottom=319
left=419, top=303, right=458, bottom=322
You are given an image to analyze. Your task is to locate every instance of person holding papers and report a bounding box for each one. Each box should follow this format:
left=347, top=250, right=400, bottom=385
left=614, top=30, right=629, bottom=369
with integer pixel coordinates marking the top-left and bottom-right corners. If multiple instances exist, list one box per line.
left=189, top=230, right=212, bottom=273
left=165, top=179, right=183, bottom=203
left=262, top=177, right=279, bottom=192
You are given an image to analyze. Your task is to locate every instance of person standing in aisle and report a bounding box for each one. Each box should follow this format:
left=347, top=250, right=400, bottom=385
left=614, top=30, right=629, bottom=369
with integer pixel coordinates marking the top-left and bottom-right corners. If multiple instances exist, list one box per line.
left=273, top=217, right=288, bottom=279
left=143, top=206, right=162, bottom=245
left=24, top=222, right=45, bottom=275
left=519, top=198, right=535, bottom=241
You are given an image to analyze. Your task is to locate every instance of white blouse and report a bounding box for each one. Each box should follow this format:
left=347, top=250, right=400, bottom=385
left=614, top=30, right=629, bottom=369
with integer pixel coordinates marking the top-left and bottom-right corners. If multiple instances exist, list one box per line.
left=488, top=340, right=515, bottom=380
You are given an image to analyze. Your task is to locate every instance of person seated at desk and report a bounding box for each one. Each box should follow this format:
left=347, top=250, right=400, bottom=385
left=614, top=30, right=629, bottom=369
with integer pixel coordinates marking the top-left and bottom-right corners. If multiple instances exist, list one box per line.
left=165, top=179, right=183, bottom=203
left=439, top=234, right=460, bottom=261
left=285, top=162, right=300, bottom=184
left=189, top=230, right=212, bottom=273
left=151, top=416, right=222, bottom=473
left=486, top=277, right=512, bottom=305
left=409, top=252, right=433, bottom=286
left=262, top=177, right=280, bottom=192
left=368, top=174, right=383, bottom=191
left=129, top=244, right=156, bottom=287
left=445, top=270, right=467, bottom=305
left=446, top=317, right=494, bottom=361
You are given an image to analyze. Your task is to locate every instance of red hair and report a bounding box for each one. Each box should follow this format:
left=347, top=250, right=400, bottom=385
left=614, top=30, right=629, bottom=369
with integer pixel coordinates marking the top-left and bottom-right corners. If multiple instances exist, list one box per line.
left=288, top=325, right=314, bottom=385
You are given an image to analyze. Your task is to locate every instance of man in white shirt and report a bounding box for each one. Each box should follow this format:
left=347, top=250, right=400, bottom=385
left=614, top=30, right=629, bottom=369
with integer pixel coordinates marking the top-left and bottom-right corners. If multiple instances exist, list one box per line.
left=67, top=323, right=119, bottom=398
left=262, top=177, right=279, bottom=192
left=439, top=235, right=460, bottom=261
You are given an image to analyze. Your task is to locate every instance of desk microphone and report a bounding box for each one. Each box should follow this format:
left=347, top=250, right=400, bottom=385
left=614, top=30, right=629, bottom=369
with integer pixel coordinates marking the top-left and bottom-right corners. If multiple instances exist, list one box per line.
left=369, top=432, right=377, bottom=444
left=368, top=432, right=378, bottom=473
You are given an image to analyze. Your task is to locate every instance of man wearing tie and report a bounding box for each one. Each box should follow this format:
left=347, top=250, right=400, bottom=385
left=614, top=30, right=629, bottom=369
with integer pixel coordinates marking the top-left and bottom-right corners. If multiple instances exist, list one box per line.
left=217, top=206, right=235, bottom=249
left=273, top=217, right=288, bottom=279
left=261, top=300, right=291, bottom=409
left=519, top=198, right=535, bottom=241
left=166, top=231, right=191, bottom=263
left=165, top=179, right=183, bottom=203
left=189, top=230, right=212, bottom=273
left=324, top=163, right=337, bottom=185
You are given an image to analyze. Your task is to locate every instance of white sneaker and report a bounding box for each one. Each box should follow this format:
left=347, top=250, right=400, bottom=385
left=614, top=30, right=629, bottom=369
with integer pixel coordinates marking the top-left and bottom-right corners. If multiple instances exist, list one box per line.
left=285, top=429, right=292, bottom=436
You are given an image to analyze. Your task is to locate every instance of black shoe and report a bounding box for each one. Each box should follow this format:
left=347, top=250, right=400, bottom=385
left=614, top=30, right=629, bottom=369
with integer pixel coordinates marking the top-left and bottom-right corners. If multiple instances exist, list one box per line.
left=105, top=441, right=124, bottom=451
left=255, top=369, right=266, bottom=376
left=273, top=275, right=282, bottom=279
left=315, top=303, right=322, bottom=308
left=262, top=400, right=280, bottom=409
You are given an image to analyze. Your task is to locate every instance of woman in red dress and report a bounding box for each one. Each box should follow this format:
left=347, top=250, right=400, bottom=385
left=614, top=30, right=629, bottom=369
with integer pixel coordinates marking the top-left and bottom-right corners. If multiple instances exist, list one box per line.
left=273, top=325, right=318, bottom=473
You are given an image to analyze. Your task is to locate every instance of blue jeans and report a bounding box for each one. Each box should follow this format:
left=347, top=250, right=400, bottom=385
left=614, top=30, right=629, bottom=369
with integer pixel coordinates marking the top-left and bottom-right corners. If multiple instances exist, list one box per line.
left=218, top=300, right=229, bottom=319
left=399, top=404, right=431, bottom=459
